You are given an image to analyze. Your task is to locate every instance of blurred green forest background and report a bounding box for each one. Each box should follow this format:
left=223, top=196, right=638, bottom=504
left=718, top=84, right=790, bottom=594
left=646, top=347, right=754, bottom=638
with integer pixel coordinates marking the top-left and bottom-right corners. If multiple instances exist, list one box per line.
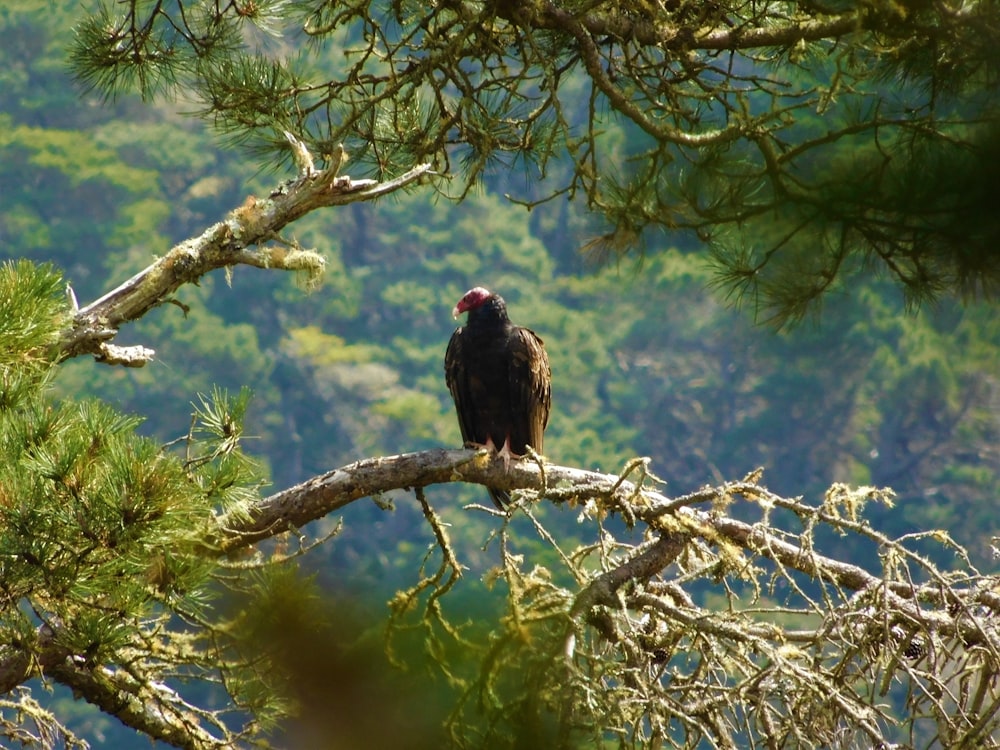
left=2, top=2, right=998, bottom=745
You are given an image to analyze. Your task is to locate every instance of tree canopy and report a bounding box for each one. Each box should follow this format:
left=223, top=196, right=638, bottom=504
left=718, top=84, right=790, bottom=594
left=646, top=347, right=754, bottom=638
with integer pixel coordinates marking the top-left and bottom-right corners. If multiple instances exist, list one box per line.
left=70, top=0, right=1000, bottom=323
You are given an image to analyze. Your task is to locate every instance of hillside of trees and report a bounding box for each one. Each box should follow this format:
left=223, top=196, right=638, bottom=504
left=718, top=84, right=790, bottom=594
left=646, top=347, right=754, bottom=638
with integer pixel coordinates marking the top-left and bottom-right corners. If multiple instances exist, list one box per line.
left=1, top=1, right=999, bottom=747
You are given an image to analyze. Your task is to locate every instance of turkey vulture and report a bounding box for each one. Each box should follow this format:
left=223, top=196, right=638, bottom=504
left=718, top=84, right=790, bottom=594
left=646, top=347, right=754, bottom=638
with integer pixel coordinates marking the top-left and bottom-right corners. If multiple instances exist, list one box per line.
left=445, top=287, right=551, bottom=507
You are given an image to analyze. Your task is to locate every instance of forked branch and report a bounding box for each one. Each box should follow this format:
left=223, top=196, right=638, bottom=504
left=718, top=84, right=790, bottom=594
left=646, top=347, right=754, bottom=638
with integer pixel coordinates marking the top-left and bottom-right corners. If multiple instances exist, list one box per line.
left=56, top=158, right=432, bottom=366
left=217, top=449, right=1000, bottom=628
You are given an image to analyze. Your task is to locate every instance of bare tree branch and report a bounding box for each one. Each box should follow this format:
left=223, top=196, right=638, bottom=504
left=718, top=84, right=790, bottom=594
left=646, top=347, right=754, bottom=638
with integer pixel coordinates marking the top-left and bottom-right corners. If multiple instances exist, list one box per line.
left=215, top=449, right=1000, bottom=625
left=56, top=162, right=432, bottom=365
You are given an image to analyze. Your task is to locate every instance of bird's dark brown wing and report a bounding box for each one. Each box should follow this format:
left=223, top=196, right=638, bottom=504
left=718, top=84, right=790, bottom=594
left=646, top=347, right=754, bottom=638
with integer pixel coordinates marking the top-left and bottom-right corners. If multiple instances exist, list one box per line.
left=444, top=326, right=475, bottom=447
left=446, top=326, right=512, bottom=508
left=508, top=326, right=551, bottom=455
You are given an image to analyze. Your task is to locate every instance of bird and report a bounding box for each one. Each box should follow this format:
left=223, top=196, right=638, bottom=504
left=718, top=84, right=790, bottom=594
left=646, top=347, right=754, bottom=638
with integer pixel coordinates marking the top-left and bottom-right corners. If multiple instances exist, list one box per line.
left=445, top=287, right=551, bottom=508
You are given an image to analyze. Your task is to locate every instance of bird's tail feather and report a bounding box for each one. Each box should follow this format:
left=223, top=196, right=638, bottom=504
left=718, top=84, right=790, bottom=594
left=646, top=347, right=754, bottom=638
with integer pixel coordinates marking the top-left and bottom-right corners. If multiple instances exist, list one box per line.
left=487, top=488, right=510, bottom=509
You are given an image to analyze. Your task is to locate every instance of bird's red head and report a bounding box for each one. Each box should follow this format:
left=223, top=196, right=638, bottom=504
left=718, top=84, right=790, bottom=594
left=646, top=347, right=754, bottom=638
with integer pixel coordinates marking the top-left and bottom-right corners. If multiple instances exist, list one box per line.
left=452, top=287, right=493, bottom=319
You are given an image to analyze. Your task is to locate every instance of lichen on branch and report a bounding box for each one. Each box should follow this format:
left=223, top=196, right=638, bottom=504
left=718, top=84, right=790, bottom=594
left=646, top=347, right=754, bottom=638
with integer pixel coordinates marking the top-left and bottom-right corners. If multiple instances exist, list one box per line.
left=56, top=160, right=432, bottom=366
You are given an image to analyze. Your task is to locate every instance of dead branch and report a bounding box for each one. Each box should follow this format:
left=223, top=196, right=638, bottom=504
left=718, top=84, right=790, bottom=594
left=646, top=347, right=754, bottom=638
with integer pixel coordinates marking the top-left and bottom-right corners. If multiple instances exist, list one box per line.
left=56, top=161, right=432, bottom=365
left=217, top=449, right=1000, bottom=626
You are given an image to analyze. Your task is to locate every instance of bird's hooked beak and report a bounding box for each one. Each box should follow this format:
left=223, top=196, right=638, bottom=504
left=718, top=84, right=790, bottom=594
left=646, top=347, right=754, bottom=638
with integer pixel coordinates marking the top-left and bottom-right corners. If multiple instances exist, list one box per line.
left=452, top=287, right=490, bottom=320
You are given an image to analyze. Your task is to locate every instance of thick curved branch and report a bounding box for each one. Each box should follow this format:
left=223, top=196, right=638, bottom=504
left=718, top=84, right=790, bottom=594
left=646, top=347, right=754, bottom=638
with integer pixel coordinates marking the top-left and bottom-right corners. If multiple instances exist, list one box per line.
left=56, top=161, right=432, bottom=365
left=216, top=449, right=1000, bottom=626
left=216, top=448, right=689, bottom=550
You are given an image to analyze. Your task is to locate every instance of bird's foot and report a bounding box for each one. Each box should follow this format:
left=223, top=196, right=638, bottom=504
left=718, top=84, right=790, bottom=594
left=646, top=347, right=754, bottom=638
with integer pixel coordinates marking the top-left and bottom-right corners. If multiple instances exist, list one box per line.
left=497, top=437, right=516, bottom=473
left=464, top=437, right=519, bottom=472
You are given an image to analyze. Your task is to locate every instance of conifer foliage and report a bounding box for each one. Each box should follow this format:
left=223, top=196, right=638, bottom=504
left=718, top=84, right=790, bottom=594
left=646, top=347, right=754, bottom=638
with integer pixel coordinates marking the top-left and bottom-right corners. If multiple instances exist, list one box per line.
left=69, top=0, right=1000, bottom=323
left=0, top=262, right=284, bottom=746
